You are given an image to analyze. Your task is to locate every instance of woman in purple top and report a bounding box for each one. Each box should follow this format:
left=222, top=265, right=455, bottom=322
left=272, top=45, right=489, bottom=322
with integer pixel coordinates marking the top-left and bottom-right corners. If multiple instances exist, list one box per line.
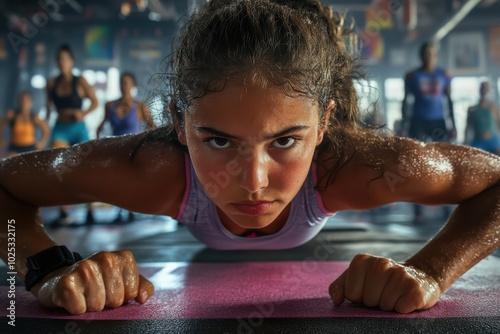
left=97, top=72, right=153, bottom=138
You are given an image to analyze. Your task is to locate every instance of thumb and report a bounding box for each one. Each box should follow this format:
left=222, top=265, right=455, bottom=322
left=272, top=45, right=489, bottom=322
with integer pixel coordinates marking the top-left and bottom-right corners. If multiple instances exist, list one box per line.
left=134, top=274, right=155, bottom=304
left=329, top=269, right=348, bottom=306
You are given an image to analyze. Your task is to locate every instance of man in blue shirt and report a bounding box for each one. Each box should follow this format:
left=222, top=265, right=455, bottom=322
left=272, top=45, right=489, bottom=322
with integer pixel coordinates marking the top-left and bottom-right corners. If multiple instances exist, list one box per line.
left=402, top=42, right=456, bottom=223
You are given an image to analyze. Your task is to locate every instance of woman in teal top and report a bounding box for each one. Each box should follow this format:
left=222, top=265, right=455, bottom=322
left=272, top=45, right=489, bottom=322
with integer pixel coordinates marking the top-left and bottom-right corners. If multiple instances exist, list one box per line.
left=465, top=81, right=500, bottom=155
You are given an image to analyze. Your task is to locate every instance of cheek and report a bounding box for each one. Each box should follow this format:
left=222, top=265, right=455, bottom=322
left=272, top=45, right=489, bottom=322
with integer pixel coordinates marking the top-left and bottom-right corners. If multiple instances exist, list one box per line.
left=187, top=144, right=234, bottom=199
left=271, top=146, right=314, bottom=192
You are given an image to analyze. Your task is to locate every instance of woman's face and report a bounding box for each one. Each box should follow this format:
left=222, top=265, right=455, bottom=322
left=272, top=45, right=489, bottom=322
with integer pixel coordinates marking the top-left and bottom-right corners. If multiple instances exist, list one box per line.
left=120, top=75, right=136, bottom=96
left=57, top=50, right=73, bottom=74
left=480, top=82, right=490, bottom=97
left=18, top=93, right=32, bottom=112
left=178, top=83, right=328, bottom=230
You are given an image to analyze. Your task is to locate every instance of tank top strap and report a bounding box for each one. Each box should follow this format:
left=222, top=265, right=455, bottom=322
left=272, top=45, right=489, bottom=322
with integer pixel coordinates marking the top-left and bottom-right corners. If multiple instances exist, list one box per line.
left=71, top=75, right=79, bottom=92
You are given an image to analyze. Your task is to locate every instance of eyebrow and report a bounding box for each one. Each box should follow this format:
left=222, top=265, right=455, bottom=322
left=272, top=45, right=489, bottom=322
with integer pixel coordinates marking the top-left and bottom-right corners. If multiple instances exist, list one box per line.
left=194, top=125, right=310, bottom=140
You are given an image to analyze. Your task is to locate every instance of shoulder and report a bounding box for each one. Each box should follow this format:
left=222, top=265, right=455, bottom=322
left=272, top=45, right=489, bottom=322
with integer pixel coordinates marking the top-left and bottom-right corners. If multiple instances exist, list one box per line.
left=76, top=76, right=90, bottom=86
left=5, top=110, right=15, bottom=119
left=439, top=68, right=450, bottom=76
left=105, top=100, right=115, bottom=109
left=404, top=70, right=417, bottom=81
left=315, top=130, right=437, bottom=211
left=46, top=78, right=56, bottom=90
left=32, top=114, right=45, bottom=124
left=1, top=110, right=15, bottom=124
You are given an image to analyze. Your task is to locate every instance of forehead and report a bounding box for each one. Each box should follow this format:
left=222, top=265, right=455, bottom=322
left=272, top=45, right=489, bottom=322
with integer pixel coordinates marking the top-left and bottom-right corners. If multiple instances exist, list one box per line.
left=424, top=45, right=436, bottom=54
left=58, top=51, right=72, bottom=59
left=187, top=83, right=319, bottom=126
left=121, top=75, right=134, bottom=83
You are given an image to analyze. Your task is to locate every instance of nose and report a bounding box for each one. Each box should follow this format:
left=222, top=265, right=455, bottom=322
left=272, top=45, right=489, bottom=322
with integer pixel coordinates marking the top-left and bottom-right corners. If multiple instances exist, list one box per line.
left=238, top=151, right=269, bottom=193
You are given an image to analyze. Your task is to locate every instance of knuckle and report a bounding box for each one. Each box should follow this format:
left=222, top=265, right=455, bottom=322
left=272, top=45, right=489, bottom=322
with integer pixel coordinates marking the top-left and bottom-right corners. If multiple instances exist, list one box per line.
left=92, top=250, right=113, bottom=262
left=67, top=304, right=87, bottom=315
left=106, top=296, right=125, bottom=309
left=56, top=274, right=79, bottom=293
left=352, top=253, right=372, bottom=263
left=407, top=288, right=426, bottom=307
left=77, top=260, right=99, bottom=281
left=86, top=301, right=105, bottom=312
left=53, top=281, right=85, bottom=314
left=395, top=301, right=415, bottom=314
left=124, top=284, right=139, bottom=301
left=379, top=301, right=394, bottom=312
left=117, top=249, right=136, bottom=263
left=363, top=296, right=378, bottom=308
left=344, top=290, right=359, bottom=304
left=99, top=254, right=118, bottom=271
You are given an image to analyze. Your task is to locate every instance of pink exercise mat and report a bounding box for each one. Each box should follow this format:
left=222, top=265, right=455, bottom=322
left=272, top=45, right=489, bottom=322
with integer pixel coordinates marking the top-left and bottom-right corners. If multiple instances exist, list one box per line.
left=2, top=259, right=499, bottom=320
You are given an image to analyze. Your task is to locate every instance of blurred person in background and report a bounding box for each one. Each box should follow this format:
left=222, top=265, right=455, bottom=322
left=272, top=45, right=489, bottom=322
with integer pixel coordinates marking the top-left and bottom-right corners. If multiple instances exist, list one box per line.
left=0, top=91, right=49, bottom=157
left=465, top=81, right=500, bottom=155
left=46, top=44, right=99, bottom=226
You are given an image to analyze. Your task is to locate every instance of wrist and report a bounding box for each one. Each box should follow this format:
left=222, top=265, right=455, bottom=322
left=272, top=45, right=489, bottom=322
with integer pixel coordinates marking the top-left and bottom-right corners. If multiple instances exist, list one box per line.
left=25, top=246, right=82, bottom=291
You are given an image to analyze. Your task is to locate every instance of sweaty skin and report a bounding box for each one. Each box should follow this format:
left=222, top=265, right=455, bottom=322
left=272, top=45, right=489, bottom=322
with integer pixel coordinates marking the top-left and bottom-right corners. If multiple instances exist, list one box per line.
left=0, top=83, right=499, bottom=315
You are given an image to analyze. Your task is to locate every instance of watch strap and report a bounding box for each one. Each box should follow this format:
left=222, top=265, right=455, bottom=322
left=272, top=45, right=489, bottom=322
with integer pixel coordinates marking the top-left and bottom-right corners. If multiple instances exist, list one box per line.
left=25, top=246, right=82, bottom=291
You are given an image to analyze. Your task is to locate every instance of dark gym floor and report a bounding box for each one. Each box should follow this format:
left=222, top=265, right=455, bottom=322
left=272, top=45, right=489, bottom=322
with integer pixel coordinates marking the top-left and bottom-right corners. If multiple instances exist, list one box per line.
left=1, top=203, right=499, bottom=333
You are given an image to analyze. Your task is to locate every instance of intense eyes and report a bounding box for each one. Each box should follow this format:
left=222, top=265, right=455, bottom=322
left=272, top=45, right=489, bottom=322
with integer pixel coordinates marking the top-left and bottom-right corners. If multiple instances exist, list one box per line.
left=272, top=137, right=295, bottom=148
left=207, top=137, right=231, bottom=149
left=205, top=137, right=297, bottom=149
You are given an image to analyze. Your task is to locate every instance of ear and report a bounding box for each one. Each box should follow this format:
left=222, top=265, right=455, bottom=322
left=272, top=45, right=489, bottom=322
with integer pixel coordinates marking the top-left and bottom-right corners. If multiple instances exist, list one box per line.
left=169, top=102, right=187, bottom=145
left=316, top=99, right=335, bottom=145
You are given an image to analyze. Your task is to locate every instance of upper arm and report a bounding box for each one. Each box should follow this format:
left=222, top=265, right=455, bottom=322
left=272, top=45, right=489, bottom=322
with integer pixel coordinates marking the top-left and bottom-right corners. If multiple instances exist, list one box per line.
left=492, top=104, right=500, bottom=123
left=403, top=72, right=414, bottom=95
left=0, top=110, right=14, bottom=123
left=104, top=101, right=112, bottom=118
left=401, top=72, right=414, bottom=109
left=443, top=69, right=452, bottom=96
left=0, top=131, right=186, bottom=217
left=46, top=79, right=54, bottom=104
left=0, top=111, right=14, bottom=133
left=33, top=115, right=49, bottom=131
left=79, top=77, right=98, bottom=103
left=318, top=134, right=500, bottom=212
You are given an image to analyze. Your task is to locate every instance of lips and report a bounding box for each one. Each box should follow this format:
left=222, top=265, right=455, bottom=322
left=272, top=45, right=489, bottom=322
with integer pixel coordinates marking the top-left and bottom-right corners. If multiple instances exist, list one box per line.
left=232, top=201, right=274, bottom=215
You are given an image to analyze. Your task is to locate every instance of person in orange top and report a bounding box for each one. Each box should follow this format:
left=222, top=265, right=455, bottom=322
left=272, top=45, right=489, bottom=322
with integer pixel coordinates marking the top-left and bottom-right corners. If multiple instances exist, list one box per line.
left=0, top=91, right=50, bottom=157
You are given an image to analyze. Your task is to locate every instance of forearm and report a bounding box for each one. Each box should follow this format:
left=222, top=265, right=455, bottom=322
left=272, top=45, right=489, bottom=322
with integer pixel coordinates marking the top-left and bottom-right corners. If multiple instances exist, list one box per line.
left=45, top=106, right=52, bottom=122
left=83, top=99, right=98, bottom=115
left=448, top=97, right=456, bottom=129
left=401, top=99, right=410, bottom=132
left=39, top=127, right=50, bottom=148
left=0, top=186, right=57, bottom=281
left=405, top=184, right=500, bottom=292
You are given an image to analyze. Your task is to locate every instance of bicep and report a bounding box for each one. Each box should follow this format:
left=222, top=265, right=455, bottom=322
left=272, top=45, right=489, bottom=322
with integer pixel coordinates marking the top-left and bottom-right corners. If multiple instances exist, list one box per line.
left=367, top=141, right=499, bottom=206
left=0, top=133, right=186, bottom=216
left=321, top=136, right=500, bottom=211
left=45, top=80, right=54, bottom=104
left=0, top=111, right=14, bottom=129
left=80, top=77, right=97, bottom=101
left=33, top=116, right=47, bottom=128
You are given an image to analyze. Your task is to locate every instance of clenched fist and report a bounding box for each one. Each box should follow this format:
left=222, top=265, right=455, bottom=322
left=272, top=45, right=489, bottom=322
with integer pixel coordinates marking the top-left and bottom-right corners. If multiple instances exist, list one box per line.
left=329, top=254, right=441, bottom=314
left=31, top=250, right=154, bottom=315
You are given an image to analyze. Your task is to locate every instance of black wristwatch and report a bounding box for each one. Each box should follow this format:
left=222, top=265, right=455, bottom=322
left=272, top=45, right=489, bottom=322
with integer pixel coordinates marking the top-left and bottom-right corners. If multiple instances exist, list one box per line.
left=25, top=246, right=83, bottom=291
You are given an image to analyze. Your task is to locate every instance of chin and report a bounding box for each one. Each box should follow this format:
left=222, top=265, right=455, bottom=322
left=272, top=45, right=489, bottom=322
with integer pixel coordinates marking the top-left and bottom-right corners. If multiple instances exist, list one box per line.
left=230, top=213, right=276, bottom=229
